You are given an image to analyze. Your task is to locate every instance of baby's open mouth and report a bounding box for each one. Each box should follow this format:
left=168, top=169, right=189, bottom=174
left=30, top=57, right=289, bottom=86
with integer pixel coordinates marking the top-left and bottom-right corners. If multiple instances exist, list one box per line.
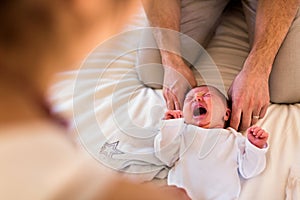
left=193, top=106, right=207, bottom=116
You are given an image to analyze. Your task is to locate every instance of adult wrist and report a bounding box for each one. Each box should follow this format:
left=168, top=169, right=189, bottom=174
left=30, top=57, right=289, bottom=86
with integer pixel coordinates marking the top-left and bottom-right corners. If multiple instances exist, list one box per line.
left=243, top=51, right=273, bottom=77
left=161, top=51, right=186, bottom=69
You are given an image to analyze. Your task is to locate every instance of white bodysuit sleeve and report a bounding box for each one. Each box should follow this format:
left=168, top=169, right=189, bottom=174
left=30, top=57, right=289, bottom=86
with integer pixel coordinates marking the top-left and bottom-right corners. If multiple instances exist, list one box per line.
left=237, top=133, right=269, bottom=179
left=154, top=118, right=185, bottom=167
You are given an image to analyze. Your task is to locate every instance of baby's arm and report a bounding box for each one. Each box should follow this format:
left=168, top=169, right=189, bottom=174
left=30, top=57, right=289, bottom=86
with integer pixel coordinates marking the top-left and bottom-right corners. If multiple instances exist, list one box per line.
left=237, top=126, right=269, bottom=179
left=164, top=110, right=183, bottom=120
left=247, top=126, right=269, bottom=148
left=155, top=118, right=185, bottom=166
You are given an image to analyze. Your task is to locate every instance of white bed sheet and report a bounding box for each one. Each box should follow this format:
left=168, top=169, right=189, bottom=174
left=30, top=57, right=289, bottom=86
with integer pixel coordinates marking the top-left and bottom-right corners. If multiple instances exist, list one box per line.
left=50, top=6, right=300, bottom=200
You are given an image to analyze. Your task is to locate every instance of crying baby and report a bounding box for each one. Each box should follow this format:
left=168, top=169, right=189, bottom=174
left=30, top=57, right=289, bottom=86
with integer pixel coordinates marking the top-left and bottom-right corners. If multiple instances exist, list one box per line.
left=164, top=85, right=231, bottom=129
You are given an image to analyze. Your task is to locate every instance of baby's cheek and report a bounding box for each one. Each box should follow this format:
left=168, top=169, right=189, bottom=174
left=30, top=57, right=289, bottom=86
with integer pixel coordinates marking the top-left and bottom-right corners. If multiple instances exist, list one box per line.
left=183, top=116, right=191, bottom=124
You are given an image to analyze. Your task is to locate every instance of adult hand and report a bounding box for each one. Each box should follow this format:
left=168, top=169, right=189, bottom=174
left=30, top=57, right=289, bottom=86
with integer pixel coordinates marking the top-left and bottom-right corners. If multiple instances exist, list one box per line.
left=163, top=60, right=197, bottom=110
left=141, top=0, right=195, bottom=110
left=228, top=65, right=270, bottom=131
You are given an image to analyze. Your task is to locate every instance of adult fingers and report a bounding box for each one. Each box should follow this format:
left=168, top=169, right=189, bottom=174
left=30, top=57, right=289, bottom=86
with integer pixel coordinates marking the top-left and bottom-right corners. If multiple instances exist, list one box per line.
left=251, top=107, right=262, bottom=125
left=174, top=99, right=181, bottom=110
left=164, top=88, right=181, bottom=110
left=251, top=103, right=269, bottom=126
left=230, top=105, right=242, bottom=131
left=260, top=104, right=269, bottom=119
left=240, top=109, right=252, bottom=131
left=232, top=102, right=252, bottom=131
left=163, top=88, right=175, bottom=110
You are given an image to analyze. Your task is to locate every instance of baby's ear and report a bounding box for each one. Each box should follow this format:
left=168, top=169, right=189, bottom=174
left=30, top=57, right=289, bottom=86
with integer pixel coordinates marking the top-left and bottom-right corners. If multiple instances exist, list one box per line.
left=224, top=108, right=231, bottom=122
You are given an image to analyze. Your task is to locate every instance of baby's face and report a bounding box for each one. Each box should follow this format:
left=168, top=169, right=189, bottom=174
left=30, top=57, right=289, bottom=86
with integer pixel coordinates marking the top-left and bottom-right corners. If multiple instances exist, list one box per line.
left=182, top=86, right=230, bottom=128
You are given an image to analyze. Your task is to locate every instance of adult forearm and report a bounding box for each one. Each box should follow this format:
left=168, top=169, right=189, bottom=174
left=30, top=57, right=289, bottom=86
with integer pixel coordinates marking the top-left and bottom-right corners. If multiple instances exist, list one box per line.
left=141, top=0, right=184, bottom=66
left=248, top=0, right=299, bottom=76
left=142, top=0, right=181, bottom=30
left=141, top=1, right=196, bottom=110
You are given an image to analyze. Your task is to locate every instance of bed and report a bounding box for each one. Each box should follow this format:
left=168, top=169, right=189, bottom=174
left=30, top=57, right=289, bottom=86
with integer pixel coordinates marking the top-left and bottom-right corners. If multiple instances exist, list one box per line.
left=50, top=4, right=300, bottom=200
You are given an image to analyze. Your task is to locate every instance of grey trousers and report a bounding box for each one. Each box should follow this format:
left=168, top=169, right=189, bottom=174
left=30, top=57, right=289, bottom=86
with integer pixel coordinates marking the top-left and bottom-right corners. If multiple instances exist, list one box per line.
left=136, top=0, right=300, bottom=103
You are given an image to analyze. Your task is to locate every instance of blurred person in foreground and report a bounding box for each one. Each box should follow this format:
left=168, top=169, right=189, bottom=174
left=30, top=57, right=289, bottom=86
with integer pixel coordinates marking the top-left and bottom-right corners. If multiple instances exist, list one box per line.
left=0, top=0, right=190, bottom=199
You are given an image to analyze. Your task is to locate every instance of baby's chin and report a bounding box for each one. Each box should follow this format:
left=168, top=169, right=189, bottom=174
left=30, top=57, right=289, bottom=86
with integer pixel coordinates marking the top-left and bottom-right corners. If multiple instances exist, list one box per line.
left=199, top=125, right=210, bottom=129
left=191, top=120, right=211, bottom=129
left=192, top=120, right=225, bottom=129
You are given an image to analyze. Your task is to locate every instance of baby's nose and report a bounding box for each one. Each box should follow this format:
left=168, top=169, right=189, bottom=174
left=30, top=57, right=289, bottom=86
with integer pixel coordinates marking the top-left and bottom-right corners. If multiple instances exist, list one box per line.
left=194, top=93, right=203, bottom=101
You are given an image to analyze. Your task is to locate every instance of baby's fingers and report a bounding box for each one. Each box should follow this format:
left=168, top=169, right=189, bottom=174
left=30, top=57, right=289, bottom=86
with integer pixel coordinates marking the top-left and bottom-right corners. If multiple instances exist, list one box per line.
left=164, top=112, right=173, bottom=119
left=175, top=111, right=182, bottom=118
left=252, top=128, right=268, bottom=140
left=258, top=130, right=269, bottom=139
left=251, top=126, right=261, bottom=132
left=248, top=126, right=259, bottom=136
left=254, top=129, right=265, bottom=138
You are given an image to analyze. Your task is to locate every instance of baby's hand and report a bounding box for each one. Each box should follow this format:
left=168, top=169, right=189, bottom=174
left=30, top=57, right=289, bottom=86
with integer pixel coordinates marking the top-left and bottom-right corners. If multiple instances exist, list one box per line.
left=164, top=110, right=183, bottom=120
left=247, top=126, right=269, bottom=149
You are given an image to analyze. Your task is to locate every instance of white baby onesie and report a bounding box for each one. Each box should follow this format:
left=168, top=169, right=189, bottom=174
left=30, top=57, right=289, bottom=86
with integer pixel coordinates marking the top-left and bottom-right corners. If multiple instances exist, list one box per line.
left=154, top=118, right=268, bottom=200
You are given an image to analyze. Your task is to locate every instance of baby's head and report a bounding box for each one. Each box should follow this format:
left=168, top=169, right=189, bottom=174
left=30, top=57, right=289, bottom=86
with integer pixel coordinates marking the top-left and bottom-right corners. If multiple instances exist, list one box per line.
left=182, top=85, right=231, bottom=129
